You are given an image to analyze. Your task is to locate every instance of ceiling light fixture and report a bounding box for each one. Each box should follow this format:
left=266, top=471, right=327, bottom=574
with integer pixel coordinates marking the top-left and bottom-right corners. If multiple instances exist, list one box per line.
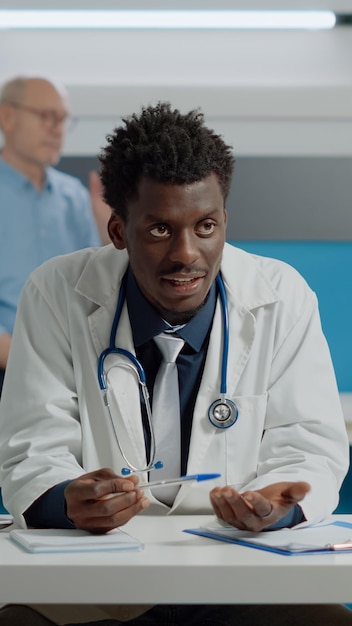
left=0, top=10, right=337, bottom=30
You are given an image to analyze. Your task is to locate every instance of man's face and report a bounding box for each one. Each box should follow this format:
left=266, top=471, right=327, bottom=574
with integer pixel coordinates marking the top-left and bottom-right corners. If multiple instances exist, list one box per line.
left=108, top=174, right=227, bottom=325
left=4, top=78, right=69, bottom=168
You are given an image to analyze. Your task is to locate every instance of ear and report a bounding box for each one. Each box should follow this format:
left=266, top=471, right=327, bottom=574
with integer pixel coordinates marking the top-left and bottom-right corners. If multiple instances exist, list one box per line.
left=108, top=213, right=127, bottom=250
left=0, top=103, right=16, bottom=134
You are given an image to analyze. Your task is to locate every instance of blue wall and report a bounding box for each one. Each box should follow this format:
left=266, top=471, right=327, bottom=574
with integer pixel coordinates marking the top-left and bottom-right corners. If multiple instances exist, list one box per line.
left=230, top=241, right=352, bottom=393
left=231, top=240, right=352, bottom=515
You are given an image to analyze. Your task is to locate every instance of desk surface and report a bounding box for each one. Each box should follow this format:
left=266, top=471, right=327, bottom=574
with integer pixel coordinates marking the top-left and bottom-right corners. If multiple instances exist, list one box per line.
left=1, top=515, right=352, bottom=605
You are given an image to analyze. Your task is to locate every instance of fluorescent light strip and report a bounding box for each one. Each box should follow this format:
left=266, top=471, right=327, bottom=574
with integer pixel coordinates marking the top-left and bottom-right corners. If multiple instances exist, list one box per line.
left=0, top=10, right=337, bottom=30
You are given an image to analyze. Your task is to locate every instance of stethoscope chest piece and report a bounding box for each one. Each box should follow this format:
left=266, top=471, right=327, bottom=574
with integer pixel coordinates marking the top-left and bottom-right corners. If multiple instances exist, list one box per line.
left=208, top=398, right=239, bottom=429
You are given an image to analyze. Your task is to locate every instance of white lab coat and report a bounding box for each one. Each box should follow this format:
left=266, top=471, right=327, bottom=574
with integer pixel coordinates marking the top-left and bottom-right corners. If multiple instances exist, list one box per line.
left=0, top=243, right=349, bottom=528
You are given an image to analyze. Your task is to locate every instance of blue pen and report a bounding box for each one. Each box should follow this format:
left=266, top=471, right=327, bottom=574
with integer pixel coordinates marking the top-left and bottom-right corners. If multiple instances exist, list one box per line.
left=138, top=473, right=221, bottom=490
left=101, top=473, right=221, bottom=500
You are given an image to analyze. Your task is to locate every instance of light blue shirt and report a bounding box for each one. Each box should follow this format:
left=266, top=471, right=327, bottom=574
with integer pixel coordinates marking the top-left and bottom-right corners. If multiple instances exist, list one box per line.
left=0, top=157, right=101, bottom=336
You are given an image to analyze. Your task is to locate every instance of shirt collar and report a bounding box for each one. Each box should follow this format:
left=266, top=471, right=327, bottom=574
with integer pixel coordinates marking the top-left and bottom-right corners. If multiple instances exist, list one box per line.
left=126, top=266, right=217, bottom=352
left=44, top=167, right=55, bottom=191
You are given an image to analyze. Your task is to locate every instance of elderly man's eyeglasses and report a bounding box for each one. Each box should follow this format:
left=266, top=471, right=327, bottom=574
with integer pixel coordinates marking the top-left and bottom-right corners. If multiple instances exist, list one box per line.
left=9, top=102, right=77, bottom=131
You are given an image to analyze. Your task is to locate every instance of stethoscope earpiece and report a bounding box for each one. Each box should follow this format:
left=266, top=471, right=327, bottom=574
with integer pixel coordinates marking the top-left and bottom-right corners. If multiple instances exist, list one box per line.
left=208, top=398, right=239, bottom=429
left=121, top=460, right=163, bottom=476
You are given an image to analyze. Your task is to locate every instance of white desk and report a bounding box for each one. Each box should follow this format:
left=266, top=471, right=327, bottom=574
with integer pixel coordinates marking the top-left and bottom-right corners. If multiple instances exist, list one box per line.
left=1, top=515, right=352, bottom=605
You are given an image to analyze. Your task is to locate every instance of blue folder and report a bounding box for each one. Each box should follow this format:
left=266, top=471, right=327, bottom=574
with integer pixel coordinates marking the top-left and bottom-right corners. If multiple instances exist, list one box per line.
left=184, top=519, right=352, bottom=556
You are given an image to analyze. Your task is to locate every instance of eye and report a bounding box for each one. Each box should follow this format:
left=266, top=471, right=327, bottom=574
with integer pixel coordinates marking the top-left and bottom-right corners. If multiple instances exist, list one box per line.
left=149, top=224, right=171, bottom=239
left=39, top=111, right=53, bottom=124
left=40, top=110, right=70, bottom=126
left=196, top=221, right=216, bottom=236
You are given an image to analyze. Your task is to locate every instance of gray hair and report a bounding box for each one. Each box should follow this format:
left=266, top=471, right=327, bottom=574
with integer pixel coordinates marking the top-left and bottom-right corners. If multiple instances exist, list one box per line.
left=0, top=76, right=27, bottom=105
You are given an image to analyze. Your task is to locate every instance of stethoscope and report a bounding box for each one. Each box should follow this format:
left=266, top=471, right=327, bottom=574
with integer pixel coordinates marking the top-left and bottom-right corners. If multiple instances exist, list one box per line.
left=98, top=272, right=238, bottom=475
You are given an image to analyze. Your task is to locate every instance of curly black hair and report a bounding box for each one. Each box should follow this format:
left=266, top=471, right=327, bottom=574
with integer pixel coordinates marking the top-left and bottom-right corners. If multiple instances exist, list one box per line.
left=98, top=102, right=235, bottom=220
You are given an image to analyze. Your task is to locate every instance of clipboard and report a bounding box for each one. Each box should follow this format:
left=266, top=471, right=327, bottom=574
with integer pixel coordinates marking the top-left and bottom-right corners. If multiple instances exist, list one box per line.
left=184, top=519, right=352, bottom=555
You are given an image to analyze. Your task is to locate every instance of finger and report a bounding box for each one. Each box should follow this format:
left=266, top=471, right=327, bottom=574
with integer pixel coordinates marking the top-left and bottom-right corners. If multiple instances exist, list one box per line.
left=89, top=170, right=101, bottom=195
left=211, top=489, right=273, bottom=531
left=68, top=490, right=149, bottom=527
left=241, top=493, right=274, bottom=519
left=97, top=490, right=147, bottom=518
left=64, top=473, right=139, bottom=518
left=70, top=478, right=136, bottom=502
left=89, top=468, right=140, bottom=492
left=231, top=493, right=275, bottom=531
left=102, top=493, right=150, bottom=528
left=101, top=476, right=139, bottom=498
left=76, top=496, right=150, bottom=534
left=210, top=490, right=237, bottom=521
left=211, top=488, right=252, bottom=528
left=281, top=481, right=311, bottom=505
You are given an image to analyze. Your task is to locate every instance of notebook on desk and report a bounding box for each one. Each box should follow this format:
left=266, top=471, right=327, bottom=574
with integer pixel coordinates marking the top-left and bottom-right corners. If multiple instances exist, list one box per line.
left=184, top=519, right=352, bottom=555
left=10, top=527, right=143, bottom=553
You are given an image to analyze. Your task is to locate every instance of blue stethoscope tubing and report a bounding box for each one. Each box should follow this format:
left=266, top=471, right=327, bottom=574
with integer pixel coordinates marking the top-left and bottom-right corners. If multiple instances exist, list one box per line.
left=97, top=272, right=238, bottom=474
left=208, top=275, right=239, bottom=429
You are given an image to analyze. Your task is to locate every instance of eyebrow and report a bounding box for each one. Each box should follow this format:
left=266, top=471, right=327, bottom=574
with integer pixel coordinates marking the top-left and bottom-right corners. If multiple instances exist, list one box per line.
left=143, top=208, right=222, bottom=222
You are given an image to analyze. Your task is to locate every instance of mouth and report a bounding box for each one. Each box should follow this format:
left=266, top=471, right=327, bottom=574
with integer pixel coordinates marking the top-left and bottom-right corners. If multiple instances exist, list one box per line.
left=161, top=274, right=205, bottom=293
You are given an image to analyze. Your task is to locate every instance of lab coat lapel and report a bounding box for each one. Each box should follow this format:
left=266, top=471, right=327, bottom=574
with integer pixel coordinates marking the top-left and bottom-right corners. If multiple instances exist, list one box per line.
left=182, top=244, right=278, bottom=482
left=184, top=294, right=256, bottom=478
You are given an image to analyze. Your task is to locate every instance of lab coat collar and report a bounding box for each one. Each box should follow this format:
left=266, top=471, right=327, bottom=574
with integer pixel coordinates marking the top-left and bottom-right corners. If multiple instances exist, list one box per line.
left=221, top=243, right=279, bottom=311
left=74, top=245, right=131, bottom=360
left=74, top=242, right=278, bottom=313
left=74, top=244, right=129, bottom=307
left=73, top=242, right=279, bottom=362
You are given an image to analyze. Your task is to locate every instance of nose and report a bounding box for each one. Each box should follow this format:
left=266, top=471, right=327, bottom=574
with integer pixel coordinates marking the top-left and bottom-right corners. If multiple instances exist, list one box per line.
left=168, top=229, right=200, bottom=266
left=51, top=119, right=65, bottom=135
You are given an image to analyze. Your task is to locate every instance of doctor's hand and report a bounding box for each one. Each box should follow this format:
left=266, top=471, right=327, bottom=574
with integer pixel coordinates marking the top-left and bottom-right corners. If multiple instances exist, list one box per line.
left=210, top=481, right=310, bottom=532
left=64, top=468, right=150, bottom=534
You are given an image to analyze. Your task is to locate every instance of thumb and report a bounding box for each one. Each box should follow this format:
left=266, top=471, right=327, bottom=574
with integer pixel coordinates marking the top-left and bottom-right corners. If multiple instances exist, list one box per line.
left=282, top=481, right=311, bottom=504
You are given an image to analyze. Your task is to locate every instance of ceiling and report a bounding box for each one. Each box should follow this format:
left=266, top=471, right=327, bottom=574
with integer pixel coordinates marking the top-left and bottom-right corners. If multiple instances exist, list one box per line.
left=1, top=2, right=351, bottom=89
left=0, top=2, right=351, bottom=156
left=0, top=1, right=351, bottom=9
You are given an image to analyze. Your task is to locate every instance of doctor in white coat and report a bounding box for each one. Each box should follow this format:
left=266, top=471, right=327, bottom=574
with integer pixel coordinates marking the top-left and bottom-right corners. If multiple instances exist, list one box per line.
left=0, top=103, right=350, bottom=626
